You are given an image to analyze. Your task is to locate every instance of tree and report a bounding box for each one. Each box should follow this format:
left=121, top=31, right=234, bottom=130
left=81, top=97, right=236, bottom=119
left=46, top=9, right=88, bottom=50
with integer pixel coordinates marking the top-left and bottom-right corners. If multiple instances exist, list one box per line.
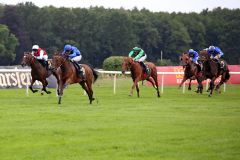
left=0, top=24, right=19, bottom=65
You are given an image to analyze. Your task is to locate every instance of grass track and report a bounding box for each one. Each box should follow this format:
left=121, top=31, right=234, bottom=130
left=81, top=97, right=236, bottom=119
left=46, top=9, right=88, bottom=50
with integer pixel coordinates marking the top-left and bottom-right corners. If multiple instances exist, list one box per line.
left=0, top=78, right=240, bottom=160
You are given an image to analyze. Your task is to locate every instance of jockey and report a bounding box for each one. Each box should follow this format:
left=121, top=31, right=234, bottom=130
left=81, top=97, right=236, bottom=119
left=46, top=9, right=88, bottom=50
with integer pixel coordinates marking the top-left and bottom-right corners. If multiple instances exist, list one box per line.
left=207, top=45, right=225, bottom=68
left=188, top=49, right=199, bottom=65
left=62, top=44, right=83, bottom=76
left=129, top=47, right=149, bottom=74
left=31, top=45, right=49, bottom=69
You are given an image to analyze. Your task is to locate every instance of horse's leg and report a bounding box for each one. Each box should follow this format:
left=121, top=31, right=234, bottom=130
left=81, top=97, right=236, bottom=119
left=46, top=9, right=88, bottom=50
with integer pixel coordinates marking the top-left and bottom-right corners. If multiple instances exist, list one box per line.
left=86, top=79, right=95, bottom=102
left=136, top=82, right=140, bottom=98
left=41, top=79, right=51, bottom=95
left=215, top=72, right=227, bottom=93
left=52, top=71, right=60, bottom=95
left=208, top=77, right=216, bottom=97
left=146, top=76, right=160, bottom=98
left=188, top=79, right=192, bottom=91
left=80, top=80, right=94, bottom=104
left=29, top=78, right=38, bottom=93
left=152, top=70, right=160, bottom=97
left=215, top=75, right=225, bottom=94
left=196, top=78, right=203, bottom=94
left=215, top=81, right=223, bottom=94
left=129, top=78, right=139, bottom=97
left=58, top=80, right=65, bottom=104
left=179, top=76, right=188, bottom=89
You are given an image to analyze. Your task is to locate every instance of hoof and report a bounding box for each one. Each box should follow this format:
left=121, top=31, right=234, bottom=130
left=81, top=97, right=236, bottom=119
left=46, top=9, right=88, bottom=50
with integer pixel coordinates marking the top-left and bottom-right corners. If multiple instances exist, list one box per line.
left=47, top=91, right=52, bottom=94
left=41, top=92, right=44, bottom=95
left=188, top=88, right=191, bottom=91
left=33, top=90, right=38, bottom=93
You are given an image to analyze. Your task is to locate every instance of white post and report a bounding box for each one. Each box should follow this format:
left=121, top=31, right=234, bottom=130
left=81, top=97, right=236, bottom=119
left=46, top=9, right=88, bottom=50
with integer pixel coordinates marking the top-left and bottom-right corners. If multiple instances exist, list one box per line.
left=183, top=82, right=186, bottom=94
left=161, top=50, right=163, bottom=61
left=113, top=74, right=117, bottom=94
left=161, top=74, right=164, bottom=93
left=206, top=79, right=209, bottom=91
left=56, top=84, right=58, bottom=97
left=224, top=83, right=226, bottom=92
left=26, top=83, right=29, bottom=96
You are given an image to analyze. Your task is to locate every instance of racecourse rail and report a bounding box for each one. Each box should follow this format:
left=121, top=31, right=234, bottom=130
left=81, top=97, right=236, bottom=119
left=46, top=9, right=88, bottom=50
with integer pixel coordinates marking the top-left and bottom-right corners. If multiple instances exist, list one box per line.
left=0, top=68, right=239, bottom=94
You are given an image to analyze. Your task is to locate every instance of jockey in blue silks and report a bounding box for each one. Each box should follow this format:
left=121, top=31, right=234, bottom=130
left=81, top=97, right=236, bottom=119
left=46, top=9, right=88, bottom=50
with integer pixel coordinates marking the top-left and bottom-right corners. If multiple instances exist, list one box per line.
left=62, top=44, right=83, bottom=76
left=207, top=45, right=225, bottom=69
left=207, top=46, right=224, bottom=60
left=188, top=49, right=199, bottom=65
left=188, top=49, right=203, bottom=71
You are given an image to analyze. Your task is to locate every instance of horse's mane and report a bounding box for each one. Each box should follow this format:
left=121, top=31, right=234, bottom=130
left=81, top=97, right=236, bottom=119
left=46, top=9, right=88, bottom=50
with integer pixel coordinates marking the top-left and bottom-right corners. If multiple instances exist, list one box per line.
left=199, top=50, right=210, bottom=58
left=23, top=52, right=36, bottom=63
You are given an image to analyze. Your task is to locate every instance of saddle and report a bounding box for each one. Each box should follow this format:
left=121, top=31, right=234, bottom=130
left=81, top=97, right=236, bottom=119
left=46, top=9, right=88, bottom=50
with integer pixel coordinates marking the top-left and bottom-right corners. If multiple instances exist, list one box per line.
left=71, top=61, right=84, bottom=77
left=211, top=59, right=226, bottom=71
left=139, top=62, right=151, bottom=76
left=37, top=59, right=49, bottom=70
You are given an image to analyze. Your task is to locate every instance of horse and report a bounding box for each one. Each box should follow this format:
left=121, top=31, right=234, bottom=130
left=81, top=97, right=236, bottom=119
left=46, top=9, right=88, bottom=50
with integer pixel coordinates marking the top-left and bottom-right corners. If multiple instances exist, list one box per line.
left=21, top=52, right=59, bottom=95
left=51, top=53, right=98, bottom=104
left=199, top=50, right=230, bottom=96
left=121, top=57, right=160, bottom=98
left=179, top=52, right=202, bottom=91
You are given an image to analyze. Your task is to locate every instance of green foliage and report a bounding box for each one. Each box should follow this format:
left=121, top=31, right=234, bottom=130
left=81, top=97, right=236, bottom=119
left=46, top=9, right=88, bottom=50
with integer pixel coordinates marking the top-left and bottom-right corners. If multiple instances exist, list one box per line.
left=0, top=4, right=240, bottom=66
left=0, top=24, right=19, bottom=65
left=102, top=56, right=124, bottom=71
left=156, top=59, right=176, bottom=66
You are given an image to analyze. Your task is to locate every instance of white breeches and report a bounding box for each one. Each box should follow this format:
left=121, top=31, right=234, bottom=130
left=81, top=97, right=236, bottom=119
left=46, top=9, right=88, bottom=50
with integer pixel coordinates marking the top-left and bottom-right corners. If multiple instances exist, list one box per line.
left=71, top=55, right=82, bottom=62
left=36, top=55, right=48, bottom=61
left=137, top=54, right=147, bottom=62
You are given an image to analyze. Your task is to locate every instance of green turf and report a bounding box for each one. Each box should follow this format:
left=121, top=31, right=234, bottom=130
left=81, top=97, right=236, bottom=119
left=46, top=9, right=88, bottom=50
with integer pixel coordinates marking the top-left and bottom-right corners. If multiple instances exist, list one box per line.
left=0, top=78, right=239, bottom=160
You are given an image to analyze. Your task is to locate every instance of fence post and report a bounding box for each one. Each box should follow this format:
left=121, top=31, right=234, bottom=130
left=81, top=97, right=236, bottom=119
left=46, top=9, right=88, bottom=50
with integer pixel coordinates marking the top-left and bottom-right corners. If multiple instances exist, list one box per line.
left=26, top=83, right=29, bottom=96
left=206, top=79, right=209, bottom=91
left=55, top=84, right=59, bottom=97
left=113, top=73, right=117, bottom=94
left=161, top=74, right=164, bottom=93
left=183, top=82, right=185, bottom=93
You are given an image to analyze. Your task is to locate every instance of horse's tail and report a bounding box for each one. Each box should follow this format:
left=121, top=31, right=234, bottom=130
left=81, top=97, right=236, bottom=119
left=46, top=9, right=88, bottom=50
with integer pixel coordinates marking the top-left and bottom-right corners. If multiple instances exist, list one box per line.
left=224, top=69, right=230, bottom=82
left=90, top=66, right=98, bottom=83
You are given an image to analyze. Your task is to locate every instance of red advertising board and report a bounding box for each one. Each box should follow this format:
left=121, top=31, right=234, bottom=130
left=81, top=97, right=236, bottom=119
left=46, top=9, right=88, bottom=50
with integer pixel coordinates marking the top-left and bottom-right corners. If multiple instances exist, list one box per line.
left=156, top=65, right=240, bottom=85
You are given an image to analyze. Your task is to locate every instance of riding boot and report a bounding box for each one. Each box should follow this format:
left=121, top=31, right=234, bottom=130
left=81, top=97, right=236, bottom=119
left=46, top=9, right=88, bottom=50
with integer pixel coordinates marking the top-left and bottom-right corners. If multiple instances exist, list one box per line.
left=45, top=61, right=49, bottom=70
left=73, top=61, right=83, bottom=77
left=37, top=59, right=45, bottom=68
left=140, top=61, right=149, bottom=74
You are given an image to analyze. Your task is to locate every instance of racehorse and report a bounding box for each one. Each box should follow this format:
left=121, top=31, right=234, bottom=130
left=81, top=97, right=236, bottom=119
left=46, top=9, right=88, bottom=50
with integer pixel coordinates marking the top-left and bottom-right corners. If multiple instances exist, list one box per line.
left=121, top=57, right=160, bottom=98
left=199, top=50, right=230, bottom=96
left=179, top=52, right=202, bottom=91
left=51, top=53, right=98, bottom=104
left=21, top=52, right=59, bottom=95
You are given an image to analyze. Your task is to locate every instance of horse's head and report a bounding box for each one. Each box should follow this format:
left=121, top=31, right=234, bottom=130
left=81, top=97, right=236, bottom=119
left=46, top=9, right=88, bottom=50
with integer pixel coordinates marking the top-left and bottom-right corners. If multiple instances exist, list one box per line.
left=179, top=52, right=190, bottom=66
left=199, top=50, right=210, bottom=62
left=21, top=52, right=35, bottom=67
left=51, top=53, right=66, bottom=70
left=122, top=57, right=134, bottom=74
